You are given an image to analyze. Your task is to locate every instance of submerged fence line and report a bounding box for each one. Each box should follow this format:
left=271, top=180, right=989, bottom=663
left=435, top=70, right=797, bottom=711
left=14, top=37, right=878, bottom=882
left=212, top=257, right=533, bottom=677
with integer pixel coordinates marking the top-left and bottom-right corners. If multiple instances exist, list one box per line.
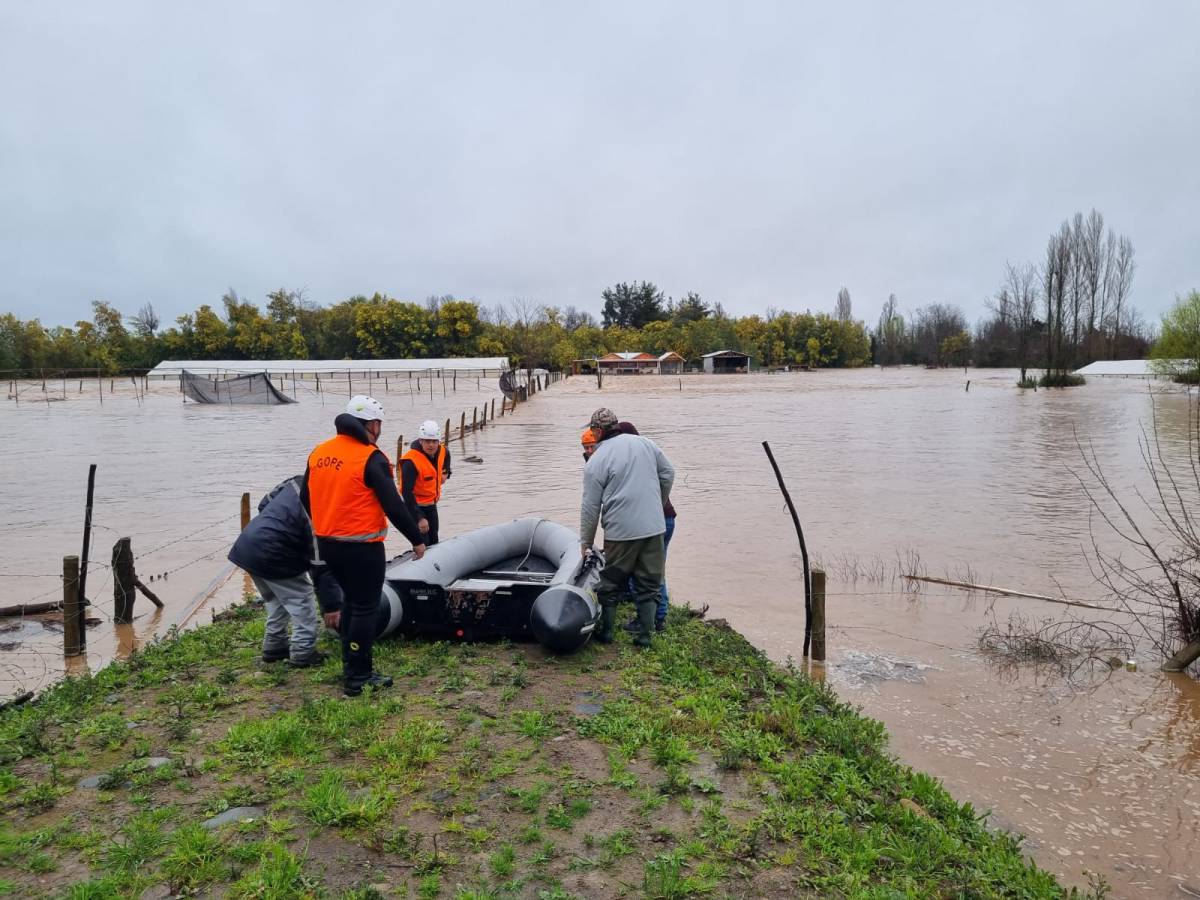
left=0, top=369, right=565, bottom=698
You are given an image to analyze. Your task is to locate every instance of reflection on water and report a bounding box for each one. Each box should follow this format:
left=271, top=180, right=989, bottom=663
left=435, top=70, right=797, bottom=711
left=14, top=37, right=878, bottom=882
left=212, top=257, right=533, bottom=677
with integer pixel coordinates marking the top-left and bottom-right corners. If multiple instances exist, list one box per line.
left=2, top=368, right=1199, bottom=894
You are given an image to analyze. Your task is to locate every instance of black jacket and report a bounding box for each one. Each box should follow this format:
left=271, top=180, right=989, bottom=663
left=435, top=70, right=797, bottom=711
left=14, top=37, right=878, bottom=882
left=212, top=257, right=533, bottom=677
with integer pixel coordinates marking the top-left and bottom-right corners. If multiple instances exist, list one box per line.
left=300, top=413, right=425, bottom=547
left=227, top=476, right=344, bottom=613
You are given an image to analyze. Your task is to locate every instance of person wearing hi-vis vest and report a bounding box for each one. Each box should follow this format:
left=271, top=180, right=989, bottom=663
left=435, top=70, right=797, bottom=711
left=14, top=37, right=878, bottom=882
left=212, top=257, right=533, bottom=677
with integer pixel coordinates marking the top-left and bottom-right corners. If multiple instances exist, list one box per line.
left=400, top=419, right=452, bottom=546
left=302, top=396, right=426, bottom=697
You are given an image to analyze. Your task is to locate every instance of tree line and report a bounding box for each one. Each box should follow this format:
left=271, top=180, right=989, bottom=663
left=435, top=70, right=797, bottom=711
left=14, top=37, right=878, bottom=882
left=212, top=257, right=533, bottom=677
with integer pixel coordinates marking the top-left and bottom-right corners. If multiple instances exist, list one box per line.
left=0, top=284, right=874, bottom=375
left=875, top=209, right=1149, bottom=384
left=0, top=210, right=1162, bottom=381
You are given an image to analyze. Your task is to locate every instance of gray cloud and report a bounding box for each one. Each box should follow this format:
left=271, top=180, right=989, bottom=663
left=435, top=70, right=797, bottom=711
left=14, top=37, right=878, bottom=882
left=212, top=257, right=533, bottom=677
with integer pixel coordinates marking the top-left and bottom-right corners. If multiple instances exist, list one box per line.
left=2, top=1, right=1198, bottom=330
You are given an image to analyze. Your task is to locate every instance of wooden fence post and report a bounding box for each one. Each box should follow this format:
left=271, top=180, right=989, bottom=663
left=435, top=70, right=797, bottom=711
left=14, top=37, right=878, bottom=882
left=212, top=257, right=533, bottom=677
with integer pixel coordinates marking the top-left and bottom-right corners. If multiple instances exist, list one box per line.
left=113, top=538, right=136, bottom=625
left=241, top=492, right=251, bottom=530
left=810, top=568, right=826, bottom=661
left=63, top=555, right=84, bottom=657
left=78, top=463, right=97, bottom=624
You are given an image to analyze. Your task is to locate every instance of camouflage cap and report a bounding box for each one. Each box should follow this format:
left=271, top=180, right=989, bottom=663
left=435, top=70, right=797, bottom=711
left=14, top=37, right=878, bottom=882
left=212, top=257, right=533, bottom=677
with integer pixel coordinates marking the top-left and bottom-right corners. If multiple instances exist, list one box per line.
left=588, top=407, right=618, bottom=431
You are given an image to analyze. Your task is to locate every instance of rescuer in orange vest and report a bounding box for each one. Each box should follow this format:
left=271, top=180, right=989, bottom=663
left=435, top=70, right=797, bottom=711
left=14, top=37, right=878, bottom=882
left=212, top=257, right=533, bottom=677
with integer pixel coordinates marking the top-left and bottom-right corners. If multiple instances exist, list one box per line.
left=302, top=395, right=426, bottom=697
left=399, top=419, right=452, bottom=546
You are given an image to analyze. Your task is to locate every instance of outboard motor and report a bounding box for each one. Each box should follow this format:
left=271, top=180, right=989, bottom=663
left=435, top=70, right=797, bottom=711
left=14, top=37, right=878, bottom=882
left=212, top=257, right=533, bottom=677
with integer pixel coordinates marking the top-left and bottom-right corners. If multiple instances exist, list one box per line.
left=530, top=584, right=600, bottom=653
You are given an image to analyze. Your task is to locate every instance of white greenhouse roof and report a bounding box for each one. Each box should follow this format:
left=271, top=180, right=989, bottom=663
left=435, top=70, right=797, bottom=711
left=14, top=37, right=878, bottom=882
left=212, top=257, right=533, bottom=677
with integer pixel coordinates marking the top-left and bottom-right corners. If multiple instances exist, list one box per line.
left=149, top=358, right=510, bottom=377
left=1074, top=359, right=1188, bottom=377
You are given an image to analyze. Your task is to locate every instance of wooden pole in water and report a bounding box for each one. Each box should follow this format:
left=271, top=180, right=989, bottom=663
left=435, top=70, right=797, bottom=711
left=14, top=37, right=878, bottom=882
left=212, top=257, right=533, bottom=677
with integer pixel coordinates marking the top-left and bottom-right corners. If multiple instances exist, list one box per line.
left=134, top=576, right=164, bottom=609
left=240, top=492, right=251, bottom=530
left=396, top=436, right=404, bottom=480
left=97, top=369, right=103, bottom=404
left=491, top=398, right=496, bottom=420
left=112, top=537, right=136, bottom=625
left=810, top=569, right=826, bottom=661
left=472, top=407, right=477, bottom=432
left=900, top=575, right=1107, bottom=610
left=63, top=555, right=83, bottom=657
left=459, top=411, right=466, bottom=442
left=453, top=372, right=456, bottom=391
left=761, top=441, right=813, bottom=656
left=78, top=464, right=96, bottom=616
left=443, top=418, right=450, bottom=445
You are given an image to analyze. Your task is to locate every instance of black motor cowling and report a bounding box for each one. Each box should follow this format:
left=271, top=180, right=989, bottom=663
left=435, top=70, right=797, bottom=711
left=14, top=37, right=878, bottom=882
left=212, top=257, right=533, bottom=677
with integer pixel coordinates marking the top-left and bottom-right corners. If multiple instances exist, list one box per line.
left=530, top=585, right=600, bottom=653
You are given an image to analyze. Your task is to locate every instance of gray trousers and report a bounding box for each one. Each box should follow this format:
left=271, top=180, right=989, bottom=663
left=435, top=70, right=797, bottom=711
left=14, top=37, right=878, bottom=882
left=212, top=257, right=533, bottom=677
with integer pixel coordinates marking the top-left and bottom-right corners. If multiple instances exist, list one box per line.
left=252, top=573, right=319, bottom=660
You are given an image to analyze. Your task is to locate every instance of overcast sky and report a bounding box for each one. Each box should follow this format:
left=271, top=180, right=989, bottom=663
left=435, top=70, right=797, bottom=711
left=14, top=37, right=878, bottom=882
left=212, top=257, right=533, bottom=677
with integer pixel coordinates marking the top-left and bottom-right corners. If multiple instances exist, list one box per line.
left=2, top=1, right=1197, bottom=331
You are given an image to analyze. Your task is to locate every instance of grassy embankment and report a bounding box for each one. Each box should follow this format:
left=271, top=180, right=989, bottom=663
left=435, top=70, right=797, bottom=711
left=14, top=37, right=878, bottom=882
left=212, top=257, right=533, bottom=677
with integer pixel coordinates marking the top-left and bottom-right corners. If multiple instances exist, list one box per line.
left=0, top=604, right=1092, bottom=899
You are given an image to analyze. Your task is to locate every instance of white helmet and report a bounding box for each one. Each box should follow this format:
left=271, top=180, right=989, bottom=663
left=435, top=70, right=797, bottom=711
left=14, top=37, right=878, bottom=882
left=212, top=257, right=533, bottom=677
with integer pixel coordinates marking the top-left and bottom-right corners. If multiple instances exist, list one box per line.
left=417, top=419, right=441, bottom=440
left=345, top=395, right=384, bottom=421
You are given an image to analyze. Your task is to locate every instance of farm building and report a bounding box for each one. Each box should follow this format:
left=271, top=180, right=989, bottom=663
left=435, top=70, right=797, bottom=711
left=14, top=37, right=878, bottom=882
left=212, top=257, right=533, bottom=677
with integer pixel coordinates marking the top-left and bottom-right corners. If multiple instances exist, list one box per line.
left=594, top=351, right=687, bottom=375
left=702, top=350, right=751, bottom=373
left=656, top=352, right=686, bottom=374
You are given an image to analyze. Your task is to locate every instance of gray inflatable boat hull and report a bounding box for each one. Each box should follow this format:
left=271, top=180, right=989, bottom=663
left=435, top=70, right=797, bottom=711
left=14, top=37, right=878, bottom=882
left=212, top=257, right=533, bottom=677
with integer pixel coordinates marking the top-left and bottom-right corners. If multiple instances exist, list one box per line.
left=378, top=517, right=602, bottom=652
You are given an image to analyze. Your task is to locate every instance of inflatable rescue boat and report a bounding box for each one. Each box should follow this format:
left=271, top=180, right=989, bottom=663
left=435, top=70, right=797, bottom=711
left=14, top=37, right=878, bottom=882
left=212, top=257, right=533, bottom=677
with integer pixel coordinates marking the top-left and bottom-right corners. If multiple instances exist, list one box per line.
left=376, top=517, right=602, bottom=652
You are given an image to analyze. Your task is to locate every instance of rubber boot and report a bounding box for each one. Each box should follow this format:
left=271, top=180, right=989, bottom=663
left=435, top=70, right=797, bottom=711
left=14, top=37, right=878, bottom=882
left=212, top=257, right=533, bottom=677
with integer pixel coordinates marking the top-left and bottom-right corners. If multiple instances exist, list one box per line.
left=634, top=599, right=656, bottom=648
left=596, top=603, right=616, bottom=644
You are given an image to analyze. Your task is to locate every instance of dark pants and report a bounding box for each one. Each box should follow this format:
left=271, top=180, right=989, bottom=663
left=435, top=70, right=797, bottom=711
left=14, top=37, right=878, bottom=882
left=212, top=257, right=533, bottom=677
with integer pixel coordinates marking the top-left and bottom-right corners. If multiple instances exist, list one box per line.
left=418, top=504, right=439, bottom=545
left=625, top=516, right=675, bottom=624
left=318, top=539, right=385, bottom=681
left=599, top=534, right=666, bottom=613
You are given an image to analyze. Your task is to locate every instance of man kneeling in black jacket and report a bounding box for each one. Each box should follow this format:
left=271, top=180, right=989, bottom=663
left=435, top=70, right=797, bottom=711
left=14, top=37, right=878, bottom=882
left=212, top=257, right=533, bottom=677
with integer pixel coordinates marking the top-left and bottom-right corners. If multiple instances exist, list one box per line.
left=228, top=476, right=343, bottom=667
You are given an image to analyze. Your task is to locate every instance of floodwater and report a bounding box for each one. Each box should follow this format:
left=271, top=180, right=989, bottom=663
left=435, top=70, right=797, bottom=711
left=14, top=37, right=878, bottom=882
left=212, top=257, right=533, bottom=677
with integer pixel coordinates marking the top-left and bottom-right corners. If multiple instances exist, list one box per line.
left=2, top=369, right=1199, bottom=895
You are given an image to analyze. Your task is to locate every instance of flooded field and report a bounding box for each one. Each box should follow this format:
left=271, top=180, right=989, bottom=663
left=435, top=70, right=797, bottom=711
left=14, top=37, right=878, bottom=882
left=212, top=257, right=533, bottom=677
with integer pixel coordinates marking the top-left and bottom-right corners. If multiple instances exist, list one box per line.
left=2, top=368, right=1198, bottom=895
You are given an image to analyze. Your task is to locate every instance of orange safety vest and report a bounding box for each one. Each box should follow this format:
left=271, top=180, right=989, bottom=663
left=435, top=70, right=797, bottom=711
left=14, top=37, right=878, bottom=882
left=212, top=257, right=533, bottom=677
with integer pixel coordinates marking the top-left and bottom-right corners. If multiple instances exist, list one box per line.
left=401, top=445, right=446, bottom=506
left=307, top=434, right=388, bottom=542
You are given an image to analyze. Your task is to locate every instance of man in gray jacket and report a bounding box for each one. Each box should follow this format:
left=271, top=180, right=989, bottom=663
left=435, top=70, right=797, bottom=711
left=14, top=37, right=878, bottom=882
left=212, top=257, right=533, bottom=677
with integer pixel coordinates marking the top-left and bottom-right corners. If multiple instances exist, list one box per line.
left=580, top=407, right=675, bottom=646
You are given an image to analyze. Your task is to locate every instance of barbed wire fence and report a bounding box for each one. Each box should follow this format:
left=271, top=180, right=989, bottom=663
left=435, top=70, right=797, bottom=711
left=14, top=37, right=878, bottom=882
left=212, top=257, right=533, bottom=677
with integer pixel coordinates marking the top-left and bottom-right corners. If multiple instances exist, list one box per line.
left=0, top=504, right=244, bottom=703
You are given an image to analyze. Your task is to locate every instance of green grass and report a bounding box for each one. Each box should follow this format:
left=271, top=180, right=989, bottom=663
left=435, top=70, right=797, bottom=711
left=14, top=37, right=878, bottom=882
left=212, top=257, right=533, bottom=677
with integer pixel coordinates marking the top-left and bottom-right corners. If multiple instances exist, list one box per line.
left=489, top=842, right=516, bottom=877
left=0, top=600, right=1098, bottom=898
left=302, top=770, right=389, bottom=827
left=230, top=842, right=317, bottom=899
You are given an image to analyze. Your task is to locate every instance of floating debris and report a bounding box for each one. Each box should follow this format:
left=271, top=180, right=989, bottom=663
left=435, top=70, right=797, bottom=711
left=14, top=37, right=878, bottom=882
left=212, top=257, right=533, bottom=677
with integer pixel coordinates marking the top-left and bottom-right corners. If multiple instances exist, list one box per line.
left=833, top=650, right=939, bottom=688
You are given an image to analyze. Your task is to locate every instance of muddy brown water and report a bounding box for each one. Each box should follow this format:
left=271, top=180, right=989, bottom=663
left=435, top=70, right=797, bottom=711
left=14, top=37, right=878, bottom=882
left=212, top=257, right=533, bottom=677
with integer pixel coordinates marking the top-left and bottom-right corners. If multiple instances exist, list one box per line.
left=2, top=369, right=1198, bottom=895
